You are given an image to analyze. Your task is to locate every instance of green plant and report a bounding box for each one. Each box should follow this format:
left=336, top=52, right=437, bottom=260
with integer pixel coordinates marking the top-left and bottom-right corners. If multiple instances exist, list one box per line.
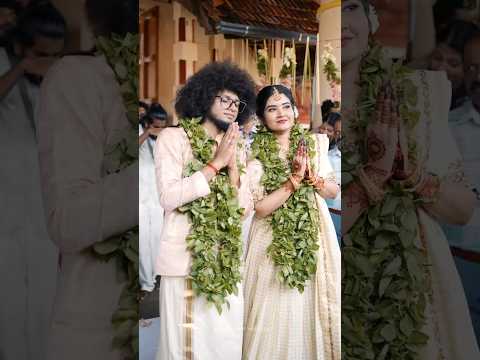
left=91, top=33, right=139, bottom=359
left=251, top=124, right=320, bottom=292
left=177, top=118, right=244, bottom=314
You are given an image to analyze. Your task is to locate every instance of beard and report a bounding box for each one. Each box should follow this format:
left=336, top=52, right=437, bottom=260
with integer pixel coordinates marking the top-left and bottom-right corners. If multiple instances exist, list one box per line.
left=206, top=111, right=232, bottom=132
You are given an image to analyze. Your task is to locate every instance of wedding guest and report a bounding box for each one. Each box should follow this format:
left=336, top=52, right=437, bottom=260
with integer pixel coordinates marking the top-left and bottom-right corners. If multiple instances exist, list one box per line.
left=429, top=20, right=479, bottom=109
left=0, top=3, right=65, bottom=360
left=139, top=102, right=167, bottom=294
left=36, top=0, right=138, bottom=358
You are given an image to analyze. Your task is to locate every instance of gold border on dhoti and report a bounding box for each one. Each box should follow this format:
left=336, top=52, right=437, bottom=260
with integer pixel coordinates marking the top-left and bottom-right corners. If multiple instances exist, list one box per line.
left=184, top=279, right=194, bottom=360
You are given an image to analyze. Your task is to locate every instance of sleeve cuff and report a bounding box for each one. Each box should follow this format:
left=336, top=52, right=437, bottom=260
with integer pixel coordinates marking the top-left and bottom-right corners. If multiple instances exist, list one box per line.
left=192, top=170, right=211, bottom=199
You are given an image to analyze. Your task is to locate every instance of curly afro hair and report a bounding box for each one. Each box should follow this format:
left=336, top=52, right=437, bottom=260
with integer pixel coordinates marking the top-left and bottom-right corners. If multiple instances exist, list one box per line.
left=175, top=61, right=256, bottom=125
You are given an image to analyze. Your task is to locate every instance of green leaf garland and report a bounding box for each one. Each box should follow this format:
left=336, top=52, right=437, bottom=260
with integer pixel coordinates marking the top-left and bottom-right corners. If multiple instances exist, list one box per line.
left=90, top=33, right=139, bottom=360
left=341, top=42, right=430, bottom=360
left=251, top=124, right=320, bottom=292
left=177, top=118, right=244, bottom=314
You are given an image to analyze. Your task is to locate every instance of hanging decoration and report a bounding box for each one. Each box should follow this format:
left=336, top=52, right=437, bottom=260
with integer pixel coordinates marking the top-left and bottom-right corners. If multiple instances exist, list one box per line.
left=256, top=40, right=268, bottom=79
left=292, top=39, right=296, bottom=97
left=301, top=36, right=312, bottom=105
left=315, top=33, right=321, bottom=108
left=279, top=46, right=297, bottom=79
left=321, top=42, right=341, bottom=101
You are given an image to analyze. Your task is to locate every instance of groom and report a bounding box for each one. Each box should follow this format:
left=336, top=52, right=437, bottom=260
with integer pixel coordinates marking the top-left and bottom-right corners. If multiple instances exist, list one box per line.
left=153, top=61, right=255, bottom=359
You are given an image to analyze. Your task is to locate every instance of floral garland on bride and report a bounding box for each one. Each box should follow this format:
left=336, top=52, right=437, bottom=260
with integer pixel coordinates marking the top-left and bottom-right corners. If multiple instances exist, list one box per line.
left=341, top=42, right=431, bottom=360
left=89, top=33, right=139, bottom=359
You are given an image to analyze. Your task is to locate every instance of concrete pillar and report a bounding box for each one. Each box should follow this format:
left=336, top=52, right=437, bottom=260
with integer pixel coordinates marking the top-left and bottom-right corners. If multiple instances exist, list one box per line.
left=313, top=0, right=341, bottom=128
left=172, top=2, right=199, bottom=95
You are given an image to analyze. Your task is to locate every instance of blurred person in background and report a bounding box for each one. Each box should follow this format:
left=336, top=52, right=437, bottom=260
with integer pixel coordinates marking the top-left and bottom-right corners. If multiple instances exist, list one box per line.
left=139, top=103, right=167, bottom=295
left=139, top=102, right=167, bottom=145
left=35, top=0, right=138, bottom=358
left=429, top=20, right=479, bottom=109
left=0, top=0, right=17, bottom=45
left=0, top=2, right=65, bottom=360
left=327, top=115, right=341, bottom=241
left=446, top=33, right=480, bottom=341
left=321, top=98, right=335, bottom=121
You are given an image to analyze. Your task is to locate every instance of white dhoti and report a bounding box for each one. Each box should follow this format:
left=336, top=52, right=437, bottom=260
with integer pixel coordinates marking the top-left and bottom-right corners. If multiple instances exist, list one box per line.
left=156, top=277, right=243, bottom=360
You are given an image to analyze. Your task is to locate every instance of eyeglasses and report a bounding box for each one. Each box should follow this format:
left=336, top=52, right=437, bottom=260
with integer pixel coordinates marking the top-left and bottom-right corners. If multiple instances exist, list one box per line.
left=215, top=95, right=247, bottom=113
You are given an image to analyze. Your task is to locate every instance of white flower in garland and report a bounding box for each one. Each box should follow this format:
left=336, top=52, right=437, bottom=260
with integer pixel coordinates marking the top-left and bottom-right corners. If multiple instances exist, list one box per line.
left=258, top=48, right=269, bottom=60
left=282, top=47, right=296, bottom=69
left=320, top=42, right=336, bottom=65
left=320, top=42, right=340, bottom=85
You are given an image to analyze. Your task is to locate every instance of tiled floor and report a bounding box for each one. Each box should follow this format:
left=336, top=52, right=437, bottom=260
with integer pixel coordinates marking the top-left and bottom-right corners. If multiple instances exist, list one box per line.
left=139, top=317, right=160, bottom=360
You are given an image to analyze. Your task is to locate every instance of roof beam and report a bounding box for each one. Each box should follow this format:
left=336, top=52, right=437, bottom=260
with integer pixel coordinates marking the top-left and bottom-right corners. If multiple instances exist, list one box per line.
left=213, top=0, right=225, bottom=7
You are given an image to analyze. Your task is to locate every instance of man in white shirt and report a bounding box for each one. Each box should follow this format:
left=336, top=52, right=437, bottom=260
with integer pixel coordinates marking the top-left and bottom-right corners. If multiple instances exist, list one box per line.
left=139, top=103, right=167, bottom=294
left=0, top=3, right=65, bottom=360
left=326, top=116, right=341, bottom=241
left=446, top=34, right=480, bottom=342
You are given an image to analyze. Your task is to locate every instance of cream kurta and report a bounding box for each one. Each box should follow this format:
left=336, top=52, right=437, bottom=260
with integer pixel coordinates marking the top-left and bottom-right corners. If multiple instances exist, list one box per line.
left=36, top=55, right=138, bottom=360
left=0, top=47, right=57, bottom=360
left=153, top=127, right=252, bottom=276
left=243, top=133, right=341, bottom=360
left=154, top=126, right=252, bottom=360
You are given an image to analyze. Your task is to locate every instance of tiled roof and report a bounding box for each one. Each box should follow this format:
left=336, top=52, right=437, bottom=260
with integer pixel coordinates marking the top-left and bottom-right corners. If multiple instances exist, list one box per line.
left=186, top=0, right=319, bottom=35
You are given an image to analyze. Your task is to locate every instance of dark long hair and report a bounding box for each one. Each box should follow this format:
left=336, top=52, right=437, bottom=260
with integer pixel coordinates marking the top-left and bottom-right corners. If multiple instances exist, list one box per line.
left=14, top=2, right=66, bottom=47
left=436, top=20, right=480, bottom=57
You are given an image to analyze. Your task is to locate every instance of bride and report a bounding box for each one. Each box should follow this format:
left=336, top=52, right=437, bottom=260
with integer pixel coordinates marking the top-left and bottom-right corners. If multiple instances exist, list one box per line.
left=341, top=1, right=479, bottom=359
left=243, top=85, right=341, bottom=360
